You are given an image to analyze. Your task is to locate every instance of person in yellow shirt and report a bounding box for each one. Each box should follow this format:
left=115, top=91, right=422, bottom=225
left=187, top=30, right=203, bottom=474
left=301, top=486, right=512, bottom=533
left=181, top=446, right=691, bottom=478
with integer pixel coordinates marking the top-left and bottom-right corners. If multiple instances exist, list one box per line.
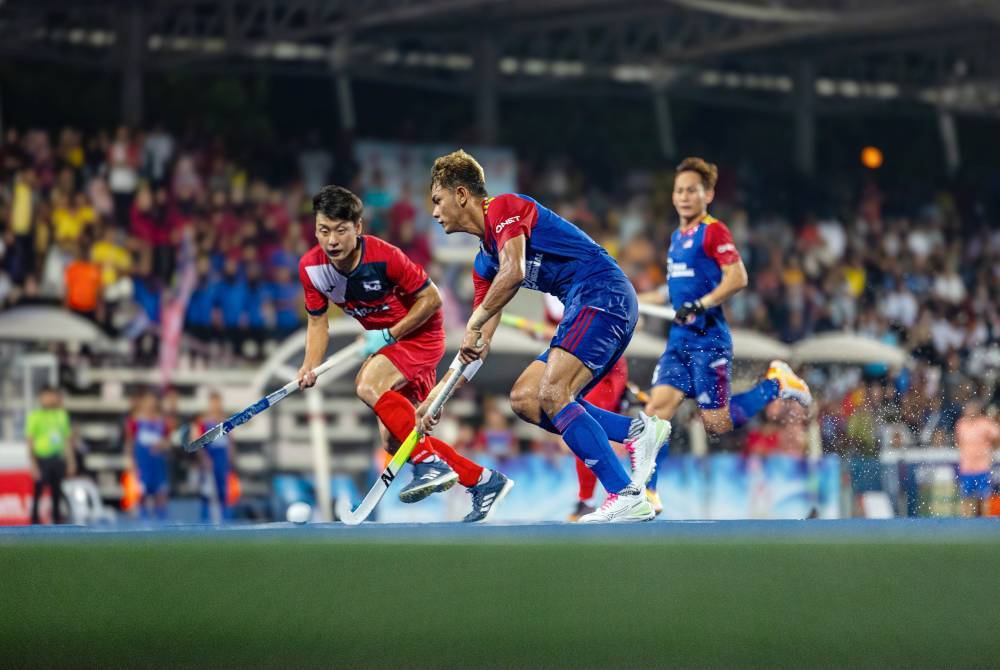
left=53, top=191, right=96, bottom=243
left=90, top=225, right=132, bottom=288
left=25, top=386, right=77, bottom=524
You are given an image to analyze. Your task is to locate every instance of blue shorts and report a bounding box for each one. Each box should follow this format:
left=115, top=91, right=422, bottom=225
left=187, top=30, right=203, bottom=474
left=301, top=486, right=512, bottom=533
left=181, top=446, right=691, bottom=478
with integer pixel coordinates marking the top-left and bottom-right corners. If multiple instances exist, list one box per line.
left=536, top=275, right=638, bottom=397
left=653, top=346, right=732, bottom=410
left=959, top=472, right=992, bottom=499
left=136, top=448, right=168, bottom=496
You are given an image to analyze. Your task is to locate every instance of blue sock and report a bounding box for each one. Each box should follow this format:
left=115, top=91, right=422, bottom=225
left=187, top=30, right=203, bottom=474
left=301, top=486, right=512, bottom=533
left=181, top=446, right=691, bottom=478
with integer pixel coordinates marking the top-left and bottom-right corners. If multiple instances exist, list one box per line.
left=551, top=403, right=630, bottom=494
left=646, top=437, right=671, bottom=491
left=729, top=378, right=780, bottom=428
left=578, top=400, right=632, bottom=443
left=535, top=413, right=560, bottom=436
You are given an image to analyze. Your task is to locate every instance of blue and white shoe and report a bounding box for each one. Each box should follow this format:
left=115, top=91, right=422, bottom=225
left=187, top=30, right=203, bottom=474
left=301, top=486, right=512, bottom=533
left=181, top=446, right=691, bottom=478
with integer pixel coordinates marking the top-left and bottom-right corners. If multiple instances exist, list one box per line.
left=399, top=460, right=459, bottom=503
left=463, top=471, right=514, bottom=523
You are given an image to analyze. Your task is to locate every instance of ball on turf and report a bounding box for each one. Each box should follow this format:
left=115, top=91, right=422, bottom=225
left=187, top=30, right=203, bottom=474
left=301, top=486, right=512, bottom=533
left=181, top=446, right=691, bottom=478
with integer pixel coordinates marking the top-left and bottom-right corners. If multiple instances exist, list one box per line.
left=286, top=502, right=312, bottom=524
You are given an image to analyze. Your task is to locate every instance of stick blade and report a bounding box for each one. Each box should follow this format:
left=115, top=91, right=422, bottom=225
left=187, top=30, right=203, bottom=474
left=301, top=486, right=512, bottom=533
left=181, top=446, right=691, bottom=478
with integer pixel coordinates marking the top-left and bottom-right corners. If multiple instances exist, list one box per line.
left=185, top=423, right=224, bottom=453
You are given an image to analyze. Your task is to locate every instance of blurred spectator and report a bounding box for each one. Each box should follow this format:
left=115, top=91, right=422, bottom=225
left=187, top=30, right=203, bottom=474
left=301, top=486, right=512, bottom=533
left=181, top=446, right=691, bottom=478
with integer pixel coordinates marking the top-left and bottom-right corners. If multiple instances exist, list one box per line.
left=25, top=386, right=76, bottom=524
left=63, top=242, right=103, bottom=323
left=955, top=400, right=999, bottom=517
left=124, top=389, right=171, bottom=519
left=108, top=126, right=140, bottom=229
left=476, top=400, right=517, bottom=459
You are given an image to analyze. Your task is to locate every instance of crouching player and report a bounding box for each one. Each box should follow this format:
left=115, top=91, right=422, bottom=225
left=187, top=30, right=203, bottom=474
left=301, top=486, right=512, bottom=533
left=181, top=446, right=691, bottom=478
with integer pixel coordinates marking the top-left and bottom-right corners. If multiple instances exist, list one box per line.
left=419, top=150, right=671, bottom=523
left=297, top=185, right=509, bottom=522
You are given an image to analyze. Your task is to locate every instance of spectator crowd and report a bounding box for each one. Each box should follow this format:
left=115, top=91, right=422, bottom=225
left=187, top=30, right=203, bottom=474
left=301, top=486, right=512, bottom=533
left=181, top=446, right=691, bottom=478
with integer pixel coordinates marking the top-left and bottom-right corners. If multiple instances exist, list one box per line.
left=1, top=124, right=996, bottom=462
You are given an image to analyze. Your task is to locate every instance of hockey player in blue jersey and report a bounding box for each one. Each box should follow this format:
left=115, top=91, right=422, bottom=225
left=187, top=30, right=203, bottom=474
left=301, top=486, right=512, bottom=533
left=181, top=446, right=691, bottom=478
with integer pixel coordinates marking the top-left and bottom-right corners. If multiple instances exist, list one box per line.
left=417, top=149, right=671, bottom=523
left=640, top=157, right=812, bottom=513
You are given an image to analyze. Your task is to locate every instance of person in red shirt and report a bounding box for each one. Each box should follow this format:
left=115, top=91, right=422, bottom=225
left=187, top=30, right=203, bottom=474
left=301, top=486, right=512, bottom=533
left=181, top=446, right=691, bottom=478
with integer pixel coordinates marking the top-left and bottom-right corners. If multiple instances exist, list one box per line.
left=296, top=185, right=509, bottom=522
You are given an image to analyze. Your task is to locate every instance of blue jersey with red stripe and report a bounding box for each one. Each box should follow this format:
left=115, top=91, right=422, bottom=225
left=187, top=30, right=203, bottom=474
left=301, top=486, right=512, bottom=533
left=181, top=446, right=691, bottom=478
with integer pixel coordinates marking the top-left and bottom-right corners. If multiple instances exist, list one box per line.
left=666, top=214, right=740, bottom=351
left=472, top=193, right=622, bottom=305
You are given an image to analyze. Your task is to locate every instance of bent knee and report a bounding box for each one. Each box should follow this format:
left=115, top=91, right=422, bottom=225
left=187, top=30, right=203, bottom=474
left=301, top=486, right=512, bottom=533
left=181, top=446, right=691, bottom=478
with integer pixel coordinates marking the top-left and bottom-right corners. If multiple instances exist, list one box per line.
left=701, top=410, right=733, bottom=434
left=644, top=402, right=676, bottom=422
left=509, top=385, right=542, bottom=424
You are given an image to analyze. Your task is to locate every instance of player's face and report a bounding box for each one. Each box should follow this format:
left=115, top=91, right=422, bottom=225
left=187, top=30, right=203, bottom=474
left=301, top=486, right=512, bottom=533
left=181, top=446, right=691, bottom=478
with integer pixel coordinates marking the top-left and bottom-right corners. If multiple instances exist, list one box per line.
left=208, top=395, right=223, bottom=416
left=316, top=214, right=361, bottom=262
left=672, top=171, right=713, bottom=222
left=430, top=184, right=462, bottom=234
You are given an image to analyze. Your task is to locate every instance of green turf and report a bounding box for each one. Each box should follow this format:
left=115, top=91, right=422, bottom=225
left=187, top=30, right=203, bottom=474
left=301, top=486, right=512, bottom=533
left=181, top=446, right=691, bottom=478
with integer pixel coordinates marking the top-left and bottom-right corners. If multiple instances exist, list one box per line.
left=2, top=537, right=998, bottom=668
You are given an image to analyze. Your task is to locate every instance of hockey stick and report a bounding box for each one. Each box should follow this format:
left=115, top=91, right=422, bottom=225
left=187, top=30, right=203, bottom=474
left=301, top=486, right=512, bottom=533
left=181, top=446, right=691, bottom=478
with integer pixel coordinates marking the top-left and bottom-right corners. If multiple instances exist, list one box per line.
left=184, top=341, right=365, bottom=453
left=637, top=303, right=676, bottom=321
left=338, top=360, right=470, bottom=525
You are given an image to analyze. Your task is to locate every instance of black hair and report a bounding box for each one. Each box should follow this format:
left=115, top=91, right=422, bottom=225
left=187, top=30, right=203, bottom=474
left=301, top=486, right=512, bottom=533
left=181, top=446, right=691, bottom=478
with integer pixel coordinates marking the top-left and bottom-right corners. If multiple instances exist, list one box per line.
left=312, top=185, right=363, bottom=223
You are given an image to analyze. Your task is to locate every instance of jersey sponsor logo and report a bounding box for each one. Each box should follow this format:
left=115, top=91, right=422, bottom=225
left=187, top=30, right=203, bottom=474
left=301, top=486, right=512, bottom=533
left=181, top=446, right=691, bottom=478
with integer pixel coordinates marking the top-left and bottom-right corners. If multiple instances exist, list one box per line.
left=522, top=252, right=543, bottom=290
left=667, top=259, right=695, bottom=278
left=716, top=243, right=736, bottom=255
left=495, top=215, right=521, bottom=234
left=343, top=304, right=391, bottom=318
left=362, top=279, right=382, bottom=292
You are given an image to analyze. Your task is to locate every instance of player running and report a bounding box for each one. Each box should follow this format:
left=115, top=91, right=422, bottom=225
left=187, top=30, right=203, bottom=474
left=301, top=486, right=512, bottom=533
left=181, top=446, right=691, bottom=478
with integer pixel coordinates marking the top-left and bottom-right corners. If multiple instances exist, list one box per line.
left=297, top=185, right=509, bottom=523
left=418, top=150, right=671, bottom=523
left=540, top=295, right=631, bottom=520
left=640, top=157, right=812, bottom=505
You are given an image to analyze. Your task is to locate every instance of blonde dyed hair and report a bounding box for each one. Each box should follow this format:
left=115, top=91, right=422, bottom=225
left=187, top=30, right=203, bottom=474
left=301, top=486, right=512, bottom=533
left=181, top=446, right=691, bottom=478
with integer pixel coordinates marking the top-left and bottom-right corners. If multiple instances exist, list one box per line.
left=430, top=149, right=488, bottom=197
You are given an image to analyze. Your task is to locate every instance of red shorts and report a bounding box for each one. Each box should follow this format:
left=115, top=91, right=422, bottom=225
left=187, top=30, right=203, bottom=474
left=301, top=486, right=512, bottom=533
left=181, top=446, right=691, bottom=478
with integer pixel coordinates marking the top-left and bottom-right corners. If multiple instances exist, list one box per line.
left=378, top=325, right=446, bottom=404
left=584, top=356, right=628, bottom=411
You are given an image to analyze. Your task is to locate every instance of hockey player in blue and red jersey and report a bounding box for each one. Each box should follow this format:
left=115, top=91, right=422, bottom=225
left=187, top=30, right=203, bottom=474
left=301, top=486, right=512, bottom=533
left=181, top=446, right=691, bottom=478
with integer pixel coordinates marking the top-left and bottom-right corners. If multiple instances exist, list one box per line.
left=418, top=150, right=671, bottom=523
left=640, top=157, right=812, bottom=510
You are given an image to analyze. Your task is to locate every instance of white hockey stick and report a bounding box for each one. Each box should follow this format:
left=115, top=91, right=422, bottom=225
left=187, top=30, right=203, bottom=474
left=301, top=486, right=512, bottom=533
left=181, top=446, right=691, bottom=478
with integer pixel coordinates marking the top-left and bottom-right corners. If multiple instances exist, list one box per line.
left=637, top=303, right=677, bottom=321
left=337, top=361, right=470, bottom=525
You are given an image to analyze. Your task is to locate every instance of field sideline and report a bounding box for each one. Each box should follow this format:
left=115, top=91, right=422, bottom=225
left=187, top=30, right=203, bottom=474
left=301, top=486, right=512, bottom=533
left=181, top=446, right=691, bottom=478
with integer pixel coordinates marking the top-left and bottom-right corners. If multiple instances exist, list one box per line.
left=2, top=519, right=999, bottom=669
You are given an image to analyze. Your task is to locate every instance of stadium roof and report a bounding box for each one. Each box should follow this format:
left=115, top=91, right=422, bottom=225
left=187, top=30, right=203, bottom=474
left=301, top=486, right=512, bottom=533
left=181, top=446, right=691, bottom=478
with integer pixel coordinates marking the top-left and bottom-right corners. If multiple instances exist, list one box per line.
left=2, top=0, right=998, bottom=115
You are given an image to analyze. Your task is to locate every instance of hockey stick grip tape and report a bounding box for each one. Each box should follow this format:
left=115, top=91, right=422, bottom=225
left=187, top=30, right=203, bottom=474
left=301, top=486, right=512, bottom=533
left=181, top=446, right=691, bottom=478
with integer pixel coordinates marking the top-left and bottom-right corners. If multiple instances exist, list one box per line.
left=448, top=354, right=483, bottom=381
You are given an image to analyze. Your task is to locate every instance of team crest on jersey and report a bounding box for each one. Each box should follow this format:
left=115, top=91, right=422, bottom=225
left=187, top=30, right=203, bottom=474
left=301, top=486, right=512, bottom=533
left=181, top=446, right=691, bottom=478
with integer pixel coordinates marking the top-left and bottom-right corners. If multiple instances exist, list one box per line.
left=683, top=239, right=694, bottom=249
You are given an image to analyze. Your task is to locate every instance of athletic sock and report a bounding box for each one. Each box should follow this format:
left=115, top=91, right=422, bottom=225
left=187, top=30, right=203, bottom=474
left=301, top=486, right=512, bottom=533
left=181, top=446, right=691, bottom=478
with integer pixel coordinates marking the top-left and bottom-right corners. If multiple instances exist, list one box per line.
left=729, top=378, right=780, bottom=429
left=578, top=400, right=633, bottom=443
left=372, top=390, right=483, bottom=485
left=426, top=436, right=484, bottom=488
left=551, top=402, right=630, bottom=494
left=575, top=457, right=597, bottom=501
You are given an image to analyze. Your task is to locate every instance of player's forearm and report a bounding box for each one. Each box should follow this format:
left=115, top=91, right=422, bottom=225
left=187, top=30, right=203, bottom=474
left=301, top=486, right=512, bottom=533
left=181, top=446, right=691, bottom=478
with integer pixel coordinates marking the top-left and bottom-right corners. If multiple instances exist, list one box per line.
left=469, top=273, right=521, bottom=330
left=302, top=315, right=330, bottom=369
left=391, top=285, right=442, bottom=341
left=700, top=263, right=748, bottom=309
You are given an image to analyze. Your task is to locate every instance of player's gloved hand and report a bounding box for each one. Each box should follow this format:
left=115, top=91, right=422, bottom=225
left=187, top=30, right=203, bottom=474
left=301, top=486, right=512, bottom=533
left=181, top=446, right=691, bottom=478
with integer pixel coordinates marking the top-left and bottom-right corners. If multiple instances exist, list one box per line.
left=360, top=328, right=396, bottom=356
left=673, top=299, right=705, bottom=325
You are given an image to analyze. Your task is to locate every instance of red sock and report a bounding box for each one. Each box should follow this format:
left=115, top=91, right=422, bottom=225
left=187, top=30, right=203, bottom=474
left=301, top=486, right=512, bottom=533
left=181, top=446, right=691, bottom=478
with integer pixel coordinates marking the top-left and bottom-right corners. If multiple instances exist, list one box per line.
left=425, top=436, right=483, bottom=488
left=372, top=391, right=485, bottom=486
left=575, top=457, right=597, bottom=501
left=373, top=390, right=433, bottom=463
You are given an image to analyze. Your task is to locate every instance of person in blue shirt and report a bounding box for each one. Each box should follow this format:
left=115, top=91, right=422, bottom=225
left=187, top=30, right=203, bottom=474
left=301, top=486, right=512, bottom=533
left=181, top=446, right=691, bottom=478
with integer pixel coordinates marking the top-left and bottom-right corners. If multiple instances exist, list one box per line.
left=268, top=265, right=303, bottom=336
left=640, top=157, right=813, bottom=512
left=418, top=150, right=671, bottom=523
left=215, top=257, right=249, bottom=357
